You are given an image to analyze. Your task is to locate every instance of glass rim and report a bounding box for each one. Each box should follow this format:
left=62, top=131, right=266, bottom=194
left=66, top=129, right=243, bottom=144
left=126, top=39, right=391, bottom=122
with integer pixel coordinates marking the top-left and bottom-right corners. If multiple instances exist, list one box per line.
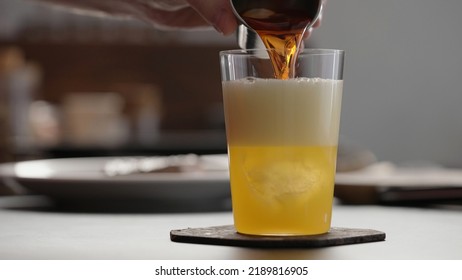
left=219, top=48, right=344, bottom=57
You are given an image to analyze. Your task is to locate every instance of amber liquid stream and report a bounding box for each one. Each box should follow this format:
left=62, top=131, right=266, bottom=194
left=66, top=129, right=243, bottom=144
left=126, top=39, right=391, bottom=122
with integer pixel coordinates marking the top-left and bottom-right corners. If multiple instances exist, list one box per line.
left=239, top=2, right=320, bottom=79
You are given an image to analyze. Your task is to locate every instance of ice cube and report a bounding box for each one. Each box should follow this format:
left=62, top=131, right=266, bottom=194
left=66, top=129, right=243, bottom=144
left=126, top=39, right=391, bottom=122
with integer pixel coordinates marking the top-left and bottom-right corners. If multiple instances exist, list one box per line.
left=244, top=160, right=321, bottom=201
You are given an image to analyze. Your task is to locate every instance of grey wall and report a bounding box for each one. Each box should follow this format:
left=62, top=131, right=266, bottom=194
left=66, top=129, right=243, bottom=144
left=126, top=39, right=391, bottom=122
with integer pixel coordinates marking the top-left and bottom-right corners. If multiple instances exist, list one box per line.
left=310, top=0, right=462, bottom=166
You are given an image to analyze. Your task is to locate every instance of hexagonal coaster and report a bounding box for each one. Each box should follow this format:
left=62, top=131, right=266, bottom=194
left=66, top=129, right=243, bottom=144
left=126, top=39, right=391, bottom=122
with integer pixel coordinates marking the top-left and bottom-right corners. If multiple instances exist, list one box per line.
left=170, top=225, right=385, bottom=248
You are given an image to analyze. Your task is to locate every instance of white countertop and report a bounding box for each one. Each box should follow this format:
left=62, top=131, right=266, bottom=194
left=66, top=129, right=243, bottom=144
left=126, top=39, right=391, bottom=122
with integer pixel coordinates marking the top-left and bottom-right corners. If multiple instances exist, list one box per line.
left=0, top=196, right=461, bottom=260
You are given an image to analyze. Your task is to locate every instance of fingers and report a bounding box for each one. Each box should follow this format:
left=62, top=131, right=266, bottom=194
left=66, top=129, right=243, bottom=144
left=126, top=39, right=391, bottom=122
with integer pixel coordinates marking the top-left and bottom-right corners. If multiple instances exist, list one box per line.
left=139, top=0, right=322, bottom=36
left=141, top=5, right=209, bottom=30
left=312, top=0, right=324, bottom=29
left=185, top=0, right=238, bottom=35
left=138, top=0, right=238, bottom=35
left=303, top=0, right=324, bottom=39
left=312, top=13, right=322, bottom=28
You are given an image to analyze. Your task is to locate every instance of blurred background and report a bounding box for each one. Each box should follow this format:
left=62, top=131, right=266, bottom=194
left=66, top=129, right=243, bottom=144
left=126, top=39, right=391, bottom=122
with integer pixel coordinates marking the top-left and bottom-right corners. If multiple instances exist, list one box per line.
left=0, top=0, right=237, bottom=163
left=309, top=0, right=462, bottom=167
left=1, top=0, right=462, bottom=167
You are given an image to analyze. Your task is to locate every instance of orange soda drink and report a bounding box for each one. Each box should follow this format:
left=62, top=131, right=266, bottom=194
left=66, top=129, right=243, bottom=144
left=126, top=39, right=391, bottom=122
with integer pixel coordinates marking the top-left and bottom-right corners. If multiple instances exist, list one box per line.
left=222, top=77, right=343, bottom=235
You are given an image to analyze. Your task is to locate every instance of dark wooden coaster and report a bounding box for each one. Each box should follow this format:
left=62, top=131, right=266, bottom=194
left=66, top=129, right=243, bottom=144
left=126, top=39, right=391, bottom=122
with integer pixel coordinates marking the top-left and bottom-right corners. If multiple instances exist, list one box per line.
left=170, top=225, right=386, bottom=248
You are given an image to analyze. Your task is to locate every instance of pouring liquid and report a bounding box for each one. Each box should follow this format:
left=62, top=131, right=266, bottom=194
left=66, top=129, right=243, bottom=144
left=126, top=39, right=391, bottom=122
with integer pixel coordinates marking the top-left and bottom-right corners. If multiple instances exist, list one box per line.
left=226, top=1, right=335, bottom=235
left=236, top=1, right=321, bottom=79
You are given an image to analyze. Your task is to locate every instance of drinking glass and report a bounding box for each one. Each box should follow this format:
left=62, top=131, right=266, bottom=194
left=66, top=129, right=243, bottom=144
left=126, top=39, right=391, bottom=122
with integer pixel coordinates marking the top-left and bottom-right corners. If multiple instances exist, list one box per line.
left=220, top=49, right=344, bottom=235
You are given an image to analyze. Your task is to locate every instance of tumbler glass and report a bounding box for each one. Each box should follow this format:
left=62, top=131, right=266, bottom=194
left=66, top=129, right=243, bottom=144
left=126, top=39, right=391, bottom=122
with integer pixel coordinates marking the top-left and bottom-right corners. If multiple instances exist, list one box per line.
left=220, top=49, right=344, bottom=235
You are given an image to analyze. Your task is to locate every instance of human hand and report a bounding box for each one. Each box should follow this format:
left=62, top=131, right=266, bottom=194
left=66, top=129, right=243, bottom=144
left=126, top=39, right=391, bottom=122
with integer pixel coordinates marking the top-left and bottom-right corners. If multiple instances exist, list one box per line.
left=304, top=0, right=325, bottom=39
left=135, top=0, right=324, bottom=37
left=136, top=0, right=238, bottom=35
left=40, top=0, right=323, bottom=37
left=40, top=0, right=238, bottom=35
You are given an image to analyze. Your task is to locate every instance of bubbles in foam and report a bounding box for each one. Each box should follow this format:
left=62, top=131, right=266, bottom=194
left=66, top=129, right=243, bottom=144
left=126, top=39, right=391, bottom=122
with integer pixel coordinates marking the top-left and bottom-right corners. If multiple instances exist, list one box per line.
left=236, top=77, right=337, bottom=84
left=243, top=77, right=257, bottom=83
left=222, top=77, right=343, bottom=145
left=295, top=77, right=322, bottom=83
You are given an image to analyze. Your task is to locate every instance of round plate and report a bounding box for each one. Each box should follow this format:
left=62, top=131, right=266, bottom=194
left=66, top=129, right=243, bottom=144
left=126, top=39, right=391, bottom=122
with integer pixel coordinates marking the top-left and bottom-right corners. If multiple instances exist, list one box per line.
left=0, top=156, right=230, bottom=203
